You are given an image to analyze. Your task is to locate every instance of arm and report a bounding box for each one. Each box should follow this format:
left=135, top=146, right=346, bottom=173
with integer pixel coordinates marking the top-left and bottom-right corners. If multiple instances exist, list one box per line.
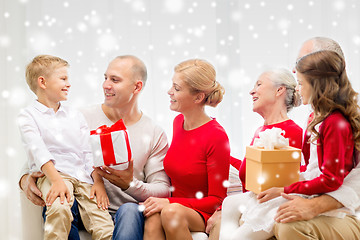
left=41, top=161, right=70, bottom=205
left=275, top=193, right=342, bottom=223
left=230, top=156, right=242, bottom=170
left=284, top=115, right=353, bottom=195
left=326, top=162, right=360, bottom=212
left=90, top=171, right=110, bottom=210
left=19, top=170, right=45, bottom=206
left=274, top=165, right=360, bottom=223
left=78, top=111, right=94, bottom=178
left=124, top=130, right=170, bottom=201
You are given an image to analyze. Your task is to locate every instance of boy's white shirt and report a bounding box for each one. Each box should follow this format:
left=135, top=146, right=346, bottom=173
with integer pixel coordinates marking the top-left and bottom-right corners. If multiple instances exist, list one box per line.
left=18, top=100, right=94, bottom=184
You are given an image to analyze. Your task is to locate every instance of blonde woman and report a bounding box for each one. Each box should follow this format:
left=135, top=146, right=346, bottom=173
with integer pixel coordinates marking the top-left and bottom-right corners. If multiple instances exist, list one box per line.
left=142, top=59, right=230, bottom=239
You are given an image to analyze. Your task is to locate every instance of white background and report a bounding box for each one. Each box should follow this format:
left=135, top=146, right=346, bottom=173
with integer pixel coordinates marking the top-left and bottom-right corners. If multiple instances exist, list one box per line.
left=1, top=0, right=360, bottom=238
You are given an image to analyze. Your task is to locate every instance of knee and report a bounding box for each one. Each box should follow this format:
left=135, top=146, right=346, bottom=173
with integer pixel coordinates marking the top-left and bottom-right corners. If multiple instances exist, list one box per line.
left=274, top=222, right=298, bottom=239
left=47, top=201, right=71, bottom=215
left=161, top=203, right=186, bottom=230
left=46, top=201, right=73, bottom=222
left=114, top=202, right=144, bottom=237
left=115, top=202, right=141, bottom=220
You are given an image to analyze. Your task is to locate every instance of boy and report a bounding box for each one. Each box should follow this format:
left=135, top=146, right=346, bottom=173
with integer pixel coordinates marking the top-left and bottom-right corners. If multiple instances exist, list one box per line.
left=17, top=55, right=114, bottom=239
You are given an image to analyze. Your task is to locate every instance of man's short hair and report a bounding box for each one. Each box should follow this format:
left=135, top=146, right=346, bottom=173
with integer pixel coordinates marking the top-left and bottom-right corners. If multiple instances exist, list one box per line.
left=115, top=55, right=147, bottom=87
left=312, top=37, right=345, bottom=58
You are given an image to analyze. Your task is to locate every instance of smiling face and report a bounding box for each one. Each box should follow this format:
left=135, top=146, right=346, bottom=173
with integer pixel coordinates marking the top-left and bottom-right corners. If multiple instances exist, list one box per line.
left=103, top=58, right=140, bottom=109
left=249, top=72, right=278, bottom=114
left=167, top=73, right=197, bottom=113
left=296, top=72, right=312, bottom=105
left=43, top=66, right=70, bottom=103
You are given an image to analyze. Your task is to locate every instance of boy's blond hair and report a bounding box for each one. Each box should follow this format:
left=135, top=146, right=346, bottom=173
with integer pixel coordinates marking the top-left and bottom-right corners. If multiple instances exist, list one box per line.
left=25, top=55, right=69, bottom=94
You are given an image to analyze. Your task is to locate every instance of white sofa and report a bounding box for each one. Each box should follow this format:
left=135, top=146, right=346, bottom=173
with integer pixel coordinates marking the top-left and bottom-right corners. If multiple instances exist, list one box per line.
left=20, top=191, right=209, bottom=240
left=20, top=167, right=241, bottom=240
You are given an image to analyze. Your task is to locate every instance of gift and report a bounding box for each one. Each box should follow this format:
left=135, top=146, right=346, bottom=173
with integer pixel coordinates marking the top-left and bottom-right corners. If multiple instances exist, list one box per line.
left=90, top=119, right=132, bottom=168
left=245, top=128, right=301, bottom=194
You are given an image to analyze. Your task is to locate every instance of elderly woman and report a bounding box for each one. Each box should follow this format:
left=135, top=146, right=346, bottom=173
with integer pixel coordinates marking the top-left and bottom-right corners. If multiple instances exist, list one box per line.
left=207, top=68, right=302, bottom=240
left=141, top=59, right=230, bottom=240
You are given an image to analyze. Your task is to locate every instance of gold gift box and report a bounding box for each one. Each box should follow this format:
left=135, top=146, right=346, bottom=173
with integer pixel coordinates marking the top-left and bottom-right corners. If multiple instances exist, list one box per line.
left=245, top=146, right=301, bottom=194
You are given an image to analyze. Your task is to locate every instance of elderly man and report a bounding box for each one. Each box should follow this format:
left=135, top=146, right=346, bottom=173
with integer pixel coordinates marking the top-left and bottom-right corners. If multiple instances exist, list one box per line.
left=274, top=37, right=360, bottom=240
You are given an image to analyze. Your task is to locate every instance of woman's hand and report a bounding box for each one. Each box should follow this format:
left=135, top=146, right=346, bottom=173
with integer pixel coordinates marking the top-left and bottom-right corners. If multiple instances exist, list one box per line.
left=141, top=197, right=170, bottom=217
left=205, top=209, right=221, bottom=234
left=257, top=187, right=284, bottom=203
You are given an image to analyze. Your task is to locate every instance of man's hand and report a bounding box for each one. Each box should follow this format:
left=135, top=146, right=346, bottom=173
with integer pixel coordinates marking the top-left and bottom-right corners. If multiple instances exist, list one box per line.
left=205, top=209, right=221, bottom=234
left=94, top=159, right=134, bottom=191
left=20, top=172, right=46, bottom=207
left=257, top=187, right=284, bottom=203
left=275, top=193, right=321, bottom=223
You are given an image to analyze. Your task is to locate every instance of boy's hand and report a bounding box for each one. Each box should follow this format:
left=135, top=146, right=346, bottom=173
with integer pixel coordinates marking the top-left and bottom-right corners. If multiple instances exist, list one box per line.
left=90, top=183, right=110, bottom=210
left=94, top=159, right=134, bottom=191
left=46, top=178, right=70, bottom=206
left=257, top=187, right=284, bottom=203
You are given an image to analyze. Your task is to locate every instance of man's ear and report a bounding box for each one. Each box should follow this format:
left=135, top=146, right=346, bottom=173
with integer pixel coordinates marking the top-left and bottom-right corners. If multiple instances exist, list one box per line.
left=134, top=80, right=143, bottom=93
left=194, top=92, right=206, bottom=104
left=276, top=86, right=286, bottom=97
left=38, top=76, right=47, bottom=90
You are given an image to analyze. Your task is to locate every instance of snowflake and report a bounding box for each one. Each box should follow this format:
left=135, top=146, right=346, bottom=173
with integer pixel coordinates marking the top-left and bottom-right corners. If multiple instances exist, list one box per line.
left=2, top=90, right=10, bottom=99
left=77, top=22, right=88, bottom=32
left=353, top=36, right=360, bottom=46
left=292, top=151, right=300, bottom=160
left=257, top=176, right=265, bottom=184
left=138, top=204, right=145, bottom=212
left=222, top=180, right=230, bottom=188
left=238, top=204, right=247, bottom=213
left=164, top=0, right=184, bottom=13
left=98, top=34, right=118, bottom=51
left=333, top=0, right=346, bottom=11
left=195, top=191, right=204, bottom=199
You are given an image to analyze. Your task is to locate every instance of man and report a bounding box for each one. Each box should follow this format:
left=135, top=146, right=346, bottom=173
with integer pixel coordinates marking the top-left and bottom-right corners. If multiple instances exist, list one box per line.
left=19, top=55, right=170, bottom=240
left=273, top=37, right=360, bottom=240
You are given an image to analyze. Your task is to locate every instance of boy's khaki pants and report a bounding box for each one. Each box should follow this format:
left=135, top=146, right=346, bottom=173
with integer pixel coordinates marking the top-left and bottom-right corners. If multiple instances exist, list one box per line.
left=37, top=173, right=114, bottom=240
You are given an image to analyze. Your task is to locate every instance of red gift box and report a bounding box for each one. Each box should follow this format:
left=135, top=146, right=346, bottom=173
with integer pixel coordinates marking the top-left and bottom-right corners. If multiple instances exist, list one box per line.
left=90, top=119, right=132, bottom=167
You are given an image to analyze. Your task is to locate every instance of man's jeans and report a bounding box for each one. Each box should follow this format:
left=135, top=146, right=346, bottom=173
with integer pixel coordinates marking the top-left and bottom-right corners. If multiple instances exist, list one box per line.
left=61, top=200, right=145, bottom=240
